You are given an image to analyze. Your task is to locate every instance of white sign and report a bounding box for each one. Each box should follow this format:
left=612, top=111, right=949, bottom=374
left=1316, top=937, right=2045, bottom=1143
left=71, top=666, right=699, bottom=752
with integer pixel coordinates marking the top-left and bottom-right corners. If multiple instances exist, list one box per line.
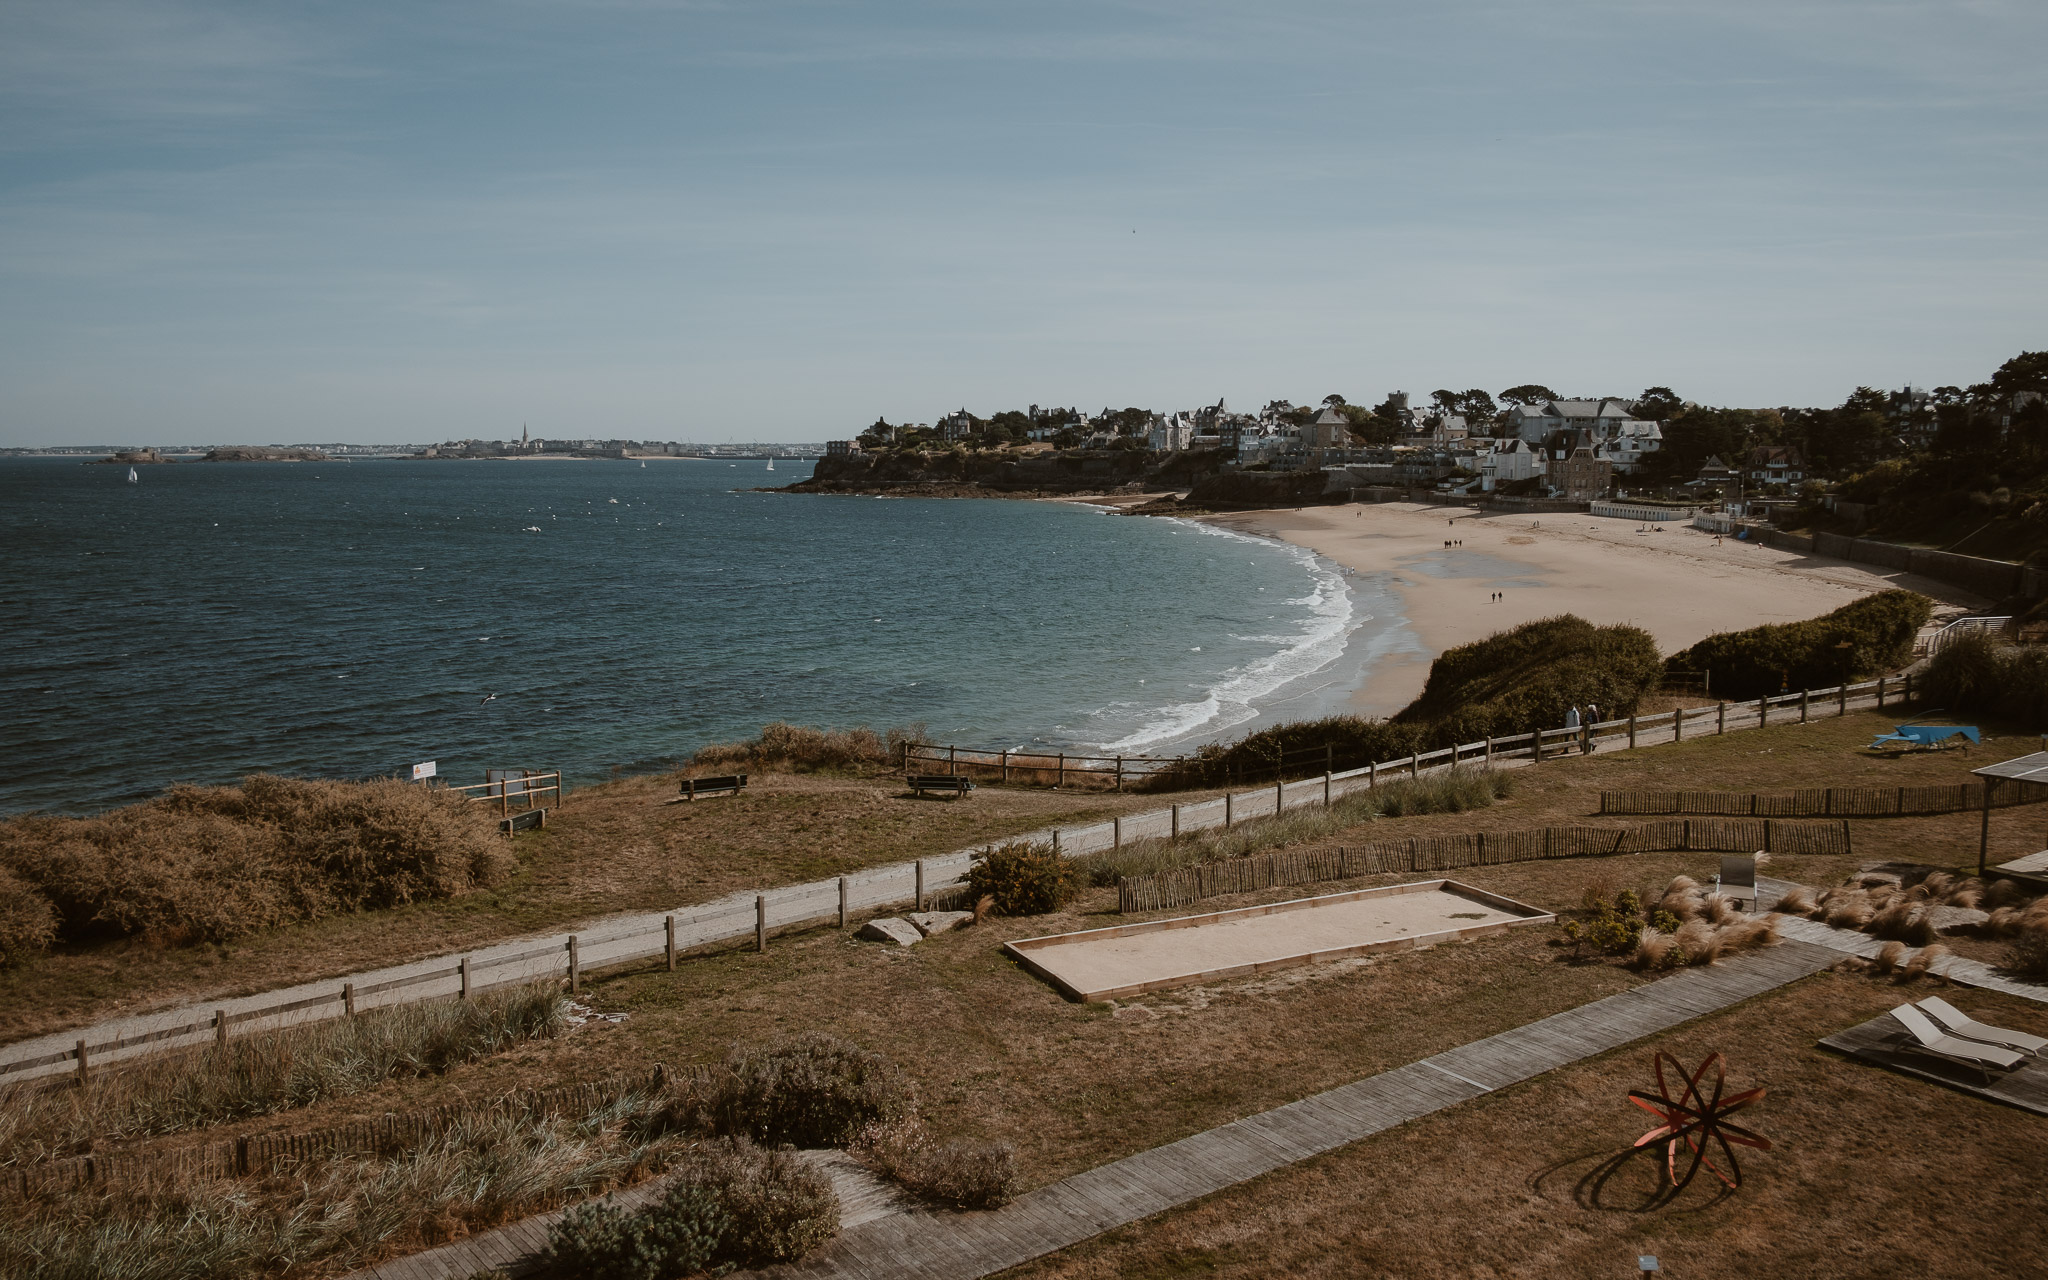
left=411, top=760, right=437, bottom=781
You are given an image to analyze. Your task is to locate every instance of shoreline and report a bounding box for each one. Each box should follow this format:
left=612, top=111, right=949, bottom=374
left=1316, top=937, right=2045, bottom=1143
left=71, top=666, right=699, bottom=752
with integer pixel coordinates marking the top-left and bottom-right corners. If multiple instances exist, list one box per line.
left=1194, top=502, right=1988, bottom=720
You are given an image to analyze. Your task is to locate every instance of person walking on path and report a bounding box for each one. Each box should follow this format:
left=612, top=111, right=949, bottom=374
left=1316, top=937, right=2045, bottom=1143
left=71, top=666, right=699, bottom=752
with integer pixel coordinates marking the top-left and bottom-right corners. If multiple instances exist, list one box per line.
left=1563, top=704, right=1581, bottom=760
left=1583, top=702, right=1600, bottom=752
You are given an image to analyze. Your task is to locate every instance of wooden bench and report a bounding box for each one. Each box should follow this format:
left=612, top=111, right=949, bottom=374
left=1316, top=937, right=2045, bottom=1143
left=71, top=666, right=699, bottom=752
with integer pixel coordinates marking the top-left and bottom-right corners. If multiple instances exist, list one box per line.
left=907, top=774, right=975, bottom=798
left=676, top=774, right=747, bottom=802
left=499, top=807, right=547, bottom=833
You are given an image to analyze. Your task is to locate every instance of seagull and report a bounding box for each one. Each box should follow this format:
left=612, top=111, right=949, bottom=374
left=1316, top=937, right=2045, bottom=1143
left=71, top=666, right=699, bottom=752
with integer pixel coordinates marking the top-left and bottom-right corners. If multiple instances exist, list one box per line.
left=480, top=693, right=498, bottom=704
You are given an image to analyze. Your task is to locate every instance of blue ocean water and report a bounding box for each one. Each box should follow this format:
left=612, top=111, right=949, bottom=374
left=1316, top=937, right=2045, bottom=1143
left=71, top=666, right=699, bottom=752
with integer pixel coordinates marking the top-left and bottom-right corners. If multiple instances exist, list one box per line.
left=0, top=457, right=1359, bottom=814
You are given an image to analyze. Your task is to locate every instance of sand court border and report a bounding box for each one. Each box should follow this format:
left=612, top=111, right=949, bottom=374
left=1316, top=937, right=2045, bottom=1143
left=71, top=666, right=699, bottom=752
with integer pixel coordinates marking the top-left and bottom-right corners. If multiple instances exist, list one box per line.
left=1004, top=880, right=1554, bottom=1002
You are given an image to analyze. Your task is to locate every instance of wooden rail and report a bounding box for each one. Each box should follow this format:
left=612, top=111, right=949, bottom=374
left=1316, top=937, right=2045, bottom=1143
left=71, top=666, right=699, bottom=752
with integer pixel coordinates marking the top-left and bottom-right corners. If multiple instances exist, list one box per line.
left=441, top=770, right=562, bottom=817
left=1601, top=781, right=2041, bottom=818
left=0, top=671, right=1920, bottom=1086
left=1116, top=819, right=1853, bottom=913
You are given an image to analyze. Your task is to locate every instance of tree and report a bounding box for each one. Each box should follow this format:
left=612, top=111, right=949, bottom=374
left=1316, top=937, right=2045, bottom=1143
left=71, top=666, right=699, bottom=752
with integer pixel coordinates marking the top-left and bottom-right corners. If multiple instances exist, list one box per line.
left=1101, top=407, right=1153, bottom=437
left=1636, top=406, right=1779, bottom=483
left=1322, top=393, right=1347, bottom=407
left=1457, top=389, right=1498, bottom=426
left=1499, top=384, right=1560, bottom=406
left=1430, top=389, right=1460, bottom=418
left=1341, top=404, right=1399, bottom=446
left=1371, top=393, right=1413, bottom=432
left=1634, top=387, right=1682, bottom=420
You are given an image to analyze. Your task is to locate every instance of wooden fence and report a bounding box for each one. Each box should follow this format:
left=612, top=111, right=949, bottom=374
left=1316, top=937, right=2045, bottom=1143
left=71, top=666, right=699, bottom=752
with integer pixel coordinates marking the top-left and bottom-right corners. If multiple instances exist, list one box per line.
left=1600, top=782, right=2038, bottom=818
left=1115, top=819, right=1851, bottom=914
left=903, top=744, right=1187, bottom=790
left=3, top=1064, right=715, bottom=1201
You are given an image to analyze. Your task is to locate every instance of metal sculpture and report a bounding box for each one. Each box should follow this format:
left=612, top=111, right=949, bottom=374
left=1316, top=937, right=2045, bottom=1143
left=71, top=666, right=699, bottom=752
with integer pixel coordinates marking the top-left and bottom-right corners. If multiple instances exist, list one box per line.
left=1627, top=1051, right=1770, bottom=1191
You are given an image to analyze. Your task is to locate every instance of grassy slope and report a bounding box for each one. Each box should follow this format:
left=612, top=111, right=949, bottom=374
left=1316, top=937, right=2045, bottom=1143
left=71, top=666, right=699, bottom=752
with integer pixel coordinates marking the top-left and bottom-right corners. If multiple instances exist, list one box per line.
left=0, top=771, right=1214, bottom=1044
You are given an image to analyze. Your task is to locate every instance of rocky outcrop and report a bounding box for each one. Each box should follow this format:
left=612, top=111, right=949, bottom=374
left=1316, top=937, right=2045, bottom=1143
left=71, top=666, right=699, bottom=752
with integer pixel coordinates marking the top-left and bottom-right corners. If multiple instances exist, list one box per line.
left=202, top=447, right=329, bottom=462
left=782, top=448, right=1226, bottom=497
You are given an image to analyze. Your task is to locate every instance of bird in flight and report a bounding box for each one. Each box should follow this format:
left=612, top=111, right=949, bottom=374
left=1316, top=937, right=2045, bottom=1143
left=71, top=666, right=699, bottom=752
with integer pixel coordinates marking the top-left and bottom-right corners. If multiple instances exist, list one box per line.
left=480, top=693, right=498, bottom=705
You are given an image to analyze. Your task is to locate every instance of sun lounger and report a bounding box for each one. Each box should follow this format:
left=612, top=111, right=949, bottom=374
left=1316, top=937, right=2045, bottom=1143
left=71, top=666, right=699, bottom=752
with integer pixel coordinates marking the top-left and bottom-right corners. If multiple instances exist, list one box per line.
left=1916, top=996, right=2048, bottom=1056
left=1889, top=1004, right=2024, bottom=1080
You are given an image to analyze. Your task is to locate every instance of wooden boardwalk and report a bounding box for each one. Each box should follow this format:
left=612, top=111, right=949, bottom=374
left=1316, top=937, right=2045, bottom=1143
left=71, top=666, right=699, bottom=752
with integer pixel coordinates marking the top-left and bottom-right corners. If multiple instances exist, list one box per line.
left=1759, top=877, right=2048, bottom=1005
left=740, top=941, right=1839, bottom=1280
left=343, top=941, right=1837, bottom=1280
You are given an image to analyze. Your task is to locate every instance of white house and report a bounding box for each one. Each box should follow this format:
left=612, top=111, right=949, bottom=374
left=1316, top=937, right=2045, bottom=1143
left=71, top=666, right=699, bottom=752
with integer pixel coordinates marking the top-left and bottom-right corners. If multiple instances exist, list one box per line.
left=1481, top=438, right=1545, bottom=490
left=1148, top=414, right=1196, bottom=453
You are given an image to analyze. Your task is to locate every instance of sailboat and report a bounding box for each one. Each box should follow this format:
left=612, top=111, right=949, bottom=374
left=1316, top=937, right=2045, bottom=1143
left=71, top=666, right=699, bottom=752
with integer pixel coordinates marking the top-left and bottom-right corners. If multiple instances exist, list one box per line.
left=766, top=457, right=775, bottom=472
left=127, top=467, right=138, bottom=484
left=640, top=461, right=647, bottom=468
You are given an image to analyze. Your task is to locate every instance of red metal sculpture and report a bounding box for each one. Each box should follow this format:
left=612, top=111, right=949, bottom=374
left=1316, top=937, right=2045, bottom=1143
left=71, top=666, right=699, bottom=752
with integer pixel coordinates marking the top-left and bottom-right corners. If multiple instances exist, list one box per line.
left=1627, top=1051, right=1770, bottom=1191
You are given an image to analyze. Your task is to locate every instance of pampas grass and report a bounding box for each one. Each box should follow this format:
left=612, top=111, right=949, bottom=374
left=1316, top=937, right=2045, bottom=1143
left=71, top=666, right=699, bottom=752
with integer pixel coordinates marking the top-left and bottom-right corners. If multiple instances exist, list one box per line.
left=1868, top=900, right=1937, bottom=947
left=1872, top=940, right=1907, bottom=975
left=1632, top=929, right=1679, bottom=970
left=1771, top=885, right=1816, bottom=915
left=1901, top=944, right=1951, bottom=983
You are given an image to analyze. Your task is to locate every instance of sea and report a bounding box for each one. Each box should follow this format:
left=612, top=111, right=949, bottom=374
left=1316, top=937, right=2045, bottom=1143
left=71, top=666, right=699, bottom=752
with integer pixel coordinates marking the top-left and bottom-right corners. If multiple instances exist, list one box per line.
left=0, top=456, right=1405, bottom=814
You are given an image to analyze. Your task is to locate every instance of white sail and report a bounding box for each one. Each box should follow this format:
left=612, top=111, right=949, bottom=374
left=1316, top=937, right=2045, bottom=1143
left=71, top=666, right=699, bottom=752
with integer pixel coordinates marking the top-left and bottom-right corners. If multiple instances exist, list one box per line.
left=127, top=467, right=138, bottom=483
left=766, top=458, right=775, bottom=471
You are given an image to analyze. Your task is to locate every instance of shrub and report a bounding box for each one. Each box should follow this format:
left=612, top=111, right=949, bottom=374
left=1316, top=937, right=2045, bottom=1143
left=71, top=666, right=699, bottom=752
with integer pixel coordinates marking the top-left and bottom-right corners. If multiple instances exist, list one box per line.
left=966, top=841, right=1081, bottom=916
left=706, top=1033, right=912, bottom=1148
left=546, top=1188, right=728, bottom=1280
left=851, top=1116, right=1015, bottom=1208
left=1151, top=616, right=1659, bottom=788
left=691, top=721, right=929, bottom=773
left=2009, top=925, right=2048, bottom=979
left=0, top=775, right=512, bottom=949
left=0, top=865, right=57, bottom=967
left=683, top=1137, right=838, bottom=1264
left=1562, top=889, right=1644, bottom=955
left=1664, top=588, right=1933, bottom=701
left=1925, top=633, right=2048, bottom=726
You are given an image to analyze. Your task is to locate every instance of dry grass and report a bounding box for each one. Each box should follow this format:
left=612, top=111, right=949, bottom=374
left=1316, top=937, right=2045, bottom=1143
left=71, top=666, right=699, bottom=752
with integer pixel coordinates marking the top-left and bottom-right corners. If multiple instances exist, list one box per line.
left=994, top=972, right=2048, bottom=1280
left=0, top=1085, right=689, bottom=1280
left=691, top=721, right=928, bottom=774
left=0, top=775, right=511, bottom=958
left=0, top=985, right=565, bottom=1164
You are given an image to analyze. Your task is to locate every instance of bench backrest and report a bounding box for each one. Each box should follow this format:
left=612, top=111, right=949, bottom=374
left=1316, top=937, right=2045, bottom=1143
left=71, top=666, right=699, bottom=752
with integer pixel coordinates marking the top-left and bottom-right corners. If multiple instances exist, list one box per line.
left=684, top=774, right=747, bottom=791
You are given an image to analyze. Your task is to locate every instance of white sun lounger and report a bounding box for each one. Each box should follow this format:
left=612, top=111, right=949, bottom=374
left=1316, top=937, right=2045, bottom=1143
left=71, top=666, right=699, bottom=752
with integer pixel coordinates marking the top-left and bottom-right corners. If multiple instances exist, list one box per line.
left=1916, top=996, right=2048, bottom=1056
left=1890, top=1004, right=2025, bottom=1079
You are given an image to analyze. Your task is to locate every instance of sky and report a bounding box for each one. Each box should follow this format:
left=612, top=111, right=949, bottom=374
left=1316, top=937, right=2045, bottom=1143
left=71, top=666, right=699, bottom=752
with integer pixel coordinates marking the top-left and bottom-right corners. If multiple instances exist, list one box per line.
left=1, top=1, right=2043, bottom=446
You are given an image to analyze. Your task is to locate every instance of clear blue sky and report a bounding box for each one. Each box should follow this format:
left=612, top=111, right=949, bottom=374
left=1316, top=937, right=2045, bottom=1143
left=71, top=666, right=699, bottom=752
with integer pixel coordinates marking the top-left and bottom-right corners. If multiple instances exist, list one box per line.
left=2, top=1, right=2042, bottom=445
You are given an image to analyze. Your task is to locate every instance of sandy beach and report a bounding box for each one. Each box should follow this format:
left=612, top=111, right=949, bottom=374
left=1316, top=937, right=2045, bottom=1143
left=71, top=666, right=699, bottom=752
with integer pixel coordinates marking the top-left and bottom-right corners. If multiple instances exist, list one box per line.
left=1199, top=502, right=1986, bottom=718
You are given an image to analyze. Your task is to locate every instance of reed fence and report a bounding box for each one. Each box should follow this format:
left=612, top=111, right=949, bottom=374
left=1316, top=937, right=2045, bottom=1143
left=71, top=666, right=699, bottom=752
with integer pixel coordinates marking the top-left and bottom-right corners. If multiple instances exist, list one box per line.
left=1115, top=819, right=1851, bottom=913
left=3, top=1064, right=715, bottom=1201
left=1599, top=782, right=2036, bottom=818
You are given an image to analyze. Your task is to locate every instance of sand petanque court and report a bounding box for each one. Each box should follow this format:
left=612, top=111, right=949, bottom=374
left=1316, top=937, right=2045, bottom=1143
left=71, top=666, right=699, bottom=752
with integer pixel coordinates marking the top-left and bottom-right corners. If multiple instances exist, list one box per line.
left=1005, top=880, right=1554, bottom=1002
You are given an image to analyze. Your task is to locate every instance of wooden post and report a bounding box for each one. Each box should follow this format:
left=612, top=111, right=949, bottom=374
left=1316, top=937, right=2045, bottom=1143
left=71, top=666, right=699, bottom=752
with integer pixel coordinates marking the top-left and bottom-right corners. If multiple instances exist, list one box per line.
left=1628, top=715, right=1637, bottom=749
left=1877, top=676, right=1886, bottom=708
left=1224, top=792, right=1233, bottom=828
left=1905, top=671, right=1913, bottom=702
left=1484, top=736, right=1493, bottom=764
left=1368, top=759, right=1377, bottom=784
left=568, top=936, right=580, bottom=995
left=1674, top=707, right=1684, bottom=742
left=949, top=745, right=957, bottom=776
left=1718, top=701, right=1727, bottom=734
left=1001, top=750, right=1010, bottom=784
left=1115, top=756, right=1123, bottom=791
left=1980, top=775, right=1997, bottom=877
left=1801, top=689, right=1810, bottom=723
left=1323, top=771, right=1332, bottom=806
left=665, top=915, right=678, bottom=968
left=75, top=1038, right=89, bottom=1087
left=1410, top=753, right=1420, bottom=779
left=837, top=878, right=849, bottom=929
left=216, top=1009, right=229, bottom=1046
left=756, top=894, right=768, bottom=952
left=1274, top=778, right=1284, bottom=815
left=342, top=982, right=355, bottom=1017
left=1759, top=696, right=1768, bottom=728
left=1113, top=816, right=1122, bottom=849
left=916, top=860, right=926, bottom=911
left=459, top=956, right=471, bottom=1000
left=1051, top=828, right=1061, bottom=855
left=1058, top=753, right=1066, bottom=787
left=1171, top=805, right=1181, bottom=840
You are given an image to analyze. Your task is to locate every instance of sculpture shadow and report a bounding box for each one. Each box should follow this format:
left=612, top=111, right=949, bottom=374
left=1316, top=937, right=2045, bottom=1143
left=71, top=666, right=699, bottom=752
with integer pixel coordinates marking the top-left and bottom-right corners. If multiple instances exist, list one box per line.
left=1529, top=1146, right=1736, bottom=1216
